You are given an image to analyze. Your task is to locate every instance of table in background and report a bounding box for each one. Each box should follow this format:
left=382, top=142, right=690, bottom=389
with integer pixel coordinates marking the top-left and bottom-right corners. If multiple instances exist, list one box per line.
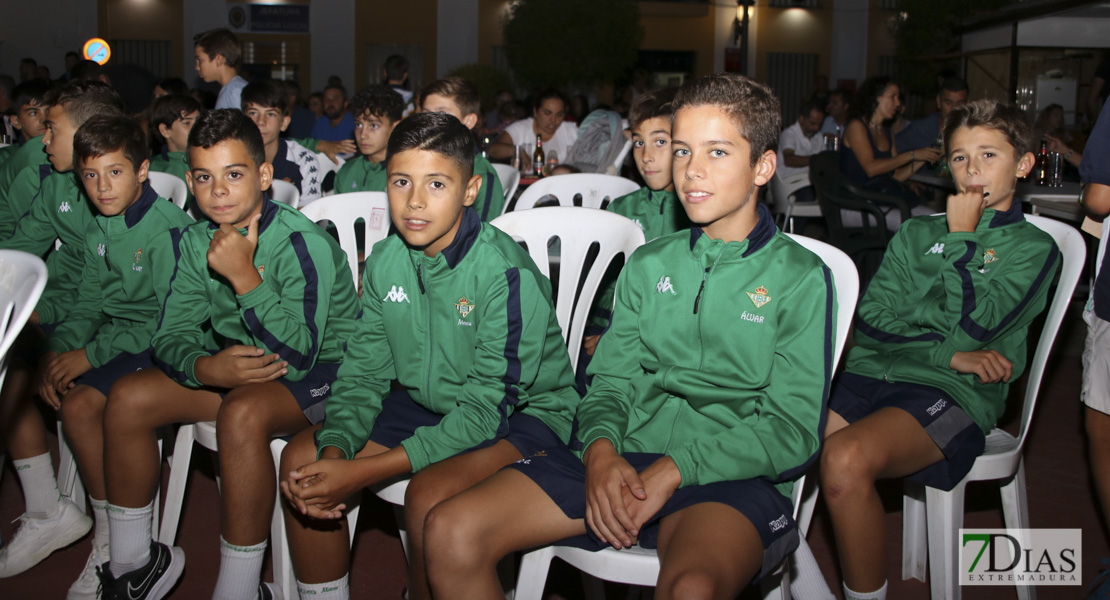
left=1017, top=180, right=1082, bottom=223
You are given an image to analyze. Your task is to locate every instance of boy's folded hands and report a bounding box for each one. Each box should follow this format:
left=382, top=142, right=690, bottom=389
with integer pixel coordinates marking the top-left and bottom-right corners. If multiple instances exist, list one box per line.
left=38, top=348, right=92, bottom=409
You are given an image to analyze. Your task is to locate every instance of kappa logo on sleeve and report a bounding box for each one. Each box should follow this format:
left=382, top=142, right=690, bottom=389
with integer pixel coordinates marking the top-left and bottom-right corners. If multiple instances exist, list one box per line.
left=383, top=285, right=411, bottom=303
left=58, top=201, right=72, bottom=213
left=656, top=276, right=676, bottom=295
left=925, top=242, right=945, bottom=255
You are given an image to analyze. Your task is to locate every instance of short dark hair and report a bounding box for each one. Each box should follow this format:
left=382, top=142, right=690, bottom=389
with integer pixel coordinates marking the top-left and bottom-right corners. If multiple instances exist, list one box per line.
left=349, top=85, right=404, bottom=124
left=193, top=28, right=242, bottom=68
left=850, top=76, right=896, bottom=121
left=943, top=99, right=1034, bottom=159
left=20, top=58, right=37, bottom=68
left=188, top=109, right=265, bottom=168
left=241, top=80, right=288, bottom=115
left=156, top=77, right=189, bottom=96
left=628, top=87, right=677, bottom=131
left=382, top=55, right=409, bottom=82
left=323, top=83, right=347, bottom=102
left=150, top=94, right=203, bottom=143
left=420, top=77, right=481, bottom=120
left=798, top=99, right=826, bottom=118
left=11, top=80, right=51, bottom=110
left=74, top=114, right=150, bottom=172
left=72, top=60, right=107, bottom=82
left=939, top=77, right=969, bottom=96
left=386, top=111, right=474, bottom=180
left=532, top=89, right=567, bottom=113
left=43, top=81, right=125, bottom=130
left=828, top=88, right=850, bottom=104
left=672, top=73, right=781, bottom=166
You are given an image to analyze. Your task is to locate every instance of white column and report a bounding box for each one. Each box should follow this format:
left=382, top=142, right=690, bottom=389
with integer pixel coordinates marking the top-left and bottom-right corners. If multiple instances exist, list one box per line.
left=310, top=0, right=355, bottom=92
left=830, top=0, right=868, bottom=86
left=713, top=3, right=738, bottom=75
left=436, top=0, right=478, bottom=78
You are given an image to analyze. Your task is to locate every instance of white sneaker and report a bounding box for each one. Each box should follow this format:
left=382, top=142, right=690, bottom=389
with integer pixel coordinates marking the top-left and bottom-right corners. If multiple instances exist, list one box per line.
left=0, top=498, right=92, bottom=577
left=67, top=541, right=109, bottom=599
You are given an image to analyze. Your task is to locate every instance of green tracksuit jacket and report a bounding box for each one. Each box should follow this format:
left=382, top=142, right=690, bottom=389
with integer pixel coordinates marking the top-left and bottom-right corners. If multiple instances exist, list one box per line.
left=0, top=138, right=51, bottom=237
left=149, top=149, right=195, bottom=212
left=472, top=154, right=505, bottom=222
left=846, top=202, right=1060, bottom=432
left=46, top=182, right=194, bottom=366
left=335, top=156, right=387, bottom=194
left=0, top=167, right=96, bottom=325
left=0, top=144, right=17, bottom=169
left=152, top=199, right=359, bottom=387
left=315, top=207, right=580, bottom=472
left=589, top=187, right=689, bottom=329
left=579, top=204, right=836, bottom=496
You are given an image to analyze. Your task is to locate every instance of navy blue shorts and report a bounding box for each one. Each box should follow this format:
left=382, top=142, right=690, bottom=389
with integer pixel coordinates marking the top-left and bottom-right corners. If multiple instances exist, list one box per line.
left=75, top=350, right=156, bottom=397
left=277, top=362, right=339, bottom=425
left=829, top=372, right=986, bottom=491
left=364, top=389, right=562, bottom=459
left=506, top=444, right=799, bottom=580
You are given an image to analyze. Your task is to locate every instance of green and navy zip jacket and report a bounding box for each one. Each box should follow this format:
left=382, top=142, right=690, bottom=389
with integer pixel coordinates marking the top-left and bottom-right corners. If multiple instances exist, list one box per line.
left=152, top=199, right=359, bottom=387
left=472, top=153, right=505, bottom=222
left=579, top=204, right=836, bottom=497
left=47, top=182, right=193, bottom=366
left=149, top=148, right=195, bottom=212
left=315, top=207, right=580, bottom=472
left=846, top=201, right=1059, bottom=432
left=335, top=156, right=387, bottom=194
left=0, top=138, right=51, bottom=237
left=589, top=187, right=689, bottom=329
left=0, top=166, right=97, bottom=325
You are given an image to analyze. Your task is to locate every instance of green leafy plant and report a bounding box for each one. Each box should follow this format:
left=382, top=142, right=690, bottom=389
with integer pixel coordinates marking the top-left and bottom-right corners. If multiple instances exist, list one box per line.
left=502, top=0, right=643, bottom=90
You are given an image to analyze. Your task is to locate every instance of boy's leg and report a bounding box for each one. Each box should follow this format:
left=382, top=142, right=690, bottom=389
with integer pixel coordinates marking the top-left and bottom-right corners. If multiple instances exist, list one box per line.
left=653, top=503, right=764, bottom=600
left=424, top=468, right=585, bottom=600
left=1087, top=406, right=1110, bottom=536
left=59, top=385, right=109, bottom=500
left=213, top=381, right=310, bottom=600
left=403, top=439, right=525, bottom=600
left=820, top=407, right=944, bottom=595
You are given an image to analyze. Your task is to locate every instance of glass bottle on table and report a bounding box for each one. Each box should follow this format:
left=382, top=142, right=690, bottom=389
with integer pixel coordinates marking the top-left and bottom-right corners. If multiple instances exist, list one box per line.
left=533, top=134, right=545, bottom=178
left=1035, top=140, right=1049, bottom=186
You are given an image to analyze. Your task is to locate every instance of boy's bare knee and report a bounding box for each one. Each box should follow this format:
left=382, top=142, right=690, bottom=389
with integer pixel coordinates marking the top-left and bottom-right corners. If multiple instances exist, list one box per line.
left=280, top=432, right=318, bottom=473
left=423, top=500, right=485, bottom=569
left=60, top=387, right=105, bottom=426
left=659, top=569, right=721, bottom=600
left=820, top=434, right=874, bottom=501
left=404, top=474, right=451, bottom=524
left=217, top=392, right=267, bottom=441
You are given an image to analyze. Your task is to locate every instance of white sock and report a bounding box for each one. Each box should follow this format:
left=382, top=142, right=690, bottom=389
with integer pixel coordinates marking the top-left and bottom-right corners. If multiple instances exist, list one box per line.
left=788, top=537, right=835, bottom=600
left=108, top=501, right=153, bottom=577
left=13, top=452, right=61, bottom=519
left=297, top=574, right=349, bottom=600
left=212, top=537, right=267, bottom=600
left=843, top=580, right=887, bottom=600
left=90, top=497, right=110, bottom=549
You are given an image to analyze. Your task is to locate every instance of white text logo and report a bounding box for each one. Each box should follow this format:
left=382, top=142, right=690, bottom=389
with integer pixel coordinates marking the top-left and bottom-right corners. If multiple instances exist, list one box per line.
left=383, top=285, right=411, bottom=303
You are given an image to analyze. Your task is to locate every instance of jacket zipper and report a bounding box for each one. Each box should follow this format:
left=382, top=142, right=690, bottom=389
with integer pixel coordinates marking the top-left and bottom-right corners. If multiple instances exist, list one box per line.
left=419, top=260, right=434, bottom=394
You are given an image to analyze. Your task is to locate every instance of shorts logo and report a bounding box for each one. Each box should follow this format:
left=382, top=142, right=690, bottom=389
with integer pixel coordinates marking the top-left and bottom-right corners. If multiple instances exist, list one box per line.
left=59, top=201, right=72, bottom=213
left=747, top=285, right=772, bottom=308
left=132, top=248, right=143, bottom=271
left=97, top=243, right=106, bottom=257
left=383, top=285, right=411, bottom=303
left=656, top=276, right=676, bottom=295
left=925, top=242, right=945, bottom=255
left=926, top=398, right=946, bottom=416
left=455, top=297, right=475, bottom=319
left=309, top=383, right=330, bottom=398
left=515, top=450, right=547, bottom=465
left=768, top=514, right=789, bottom=532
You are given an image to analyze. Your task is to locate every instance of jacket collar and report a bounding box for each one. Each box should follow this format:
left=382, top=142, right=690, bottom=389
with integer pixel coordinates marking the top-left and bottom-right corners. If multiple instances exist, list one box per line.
left=121, top=180, right=160, bottom=228
left=688, top=203, right=777, bottom=257
left=986, top=198, right=1024, bottom=229
left=440, top=207, right=481, bottom=269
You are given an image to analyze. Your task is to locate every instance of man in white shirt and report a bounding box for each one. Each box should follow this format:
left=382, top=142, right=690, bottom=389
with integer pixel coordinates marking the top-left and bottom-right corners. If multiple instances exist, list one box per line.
left=778, top=100, right=826, bottom=181
left=490, top=89, right=578, bottom=172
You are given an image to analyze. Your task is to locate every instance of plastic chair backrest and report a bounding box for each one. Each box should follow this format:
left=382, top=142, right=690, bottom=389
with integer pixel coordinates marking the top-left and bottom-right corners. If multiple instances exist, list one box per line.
left=491, top=163, right=521, bottom=208
left=784, top=233, right=859, bottom=369
left=147, top=171, right=189, bottom=211
left=315, top=152, right=343, bottom=177
left=514, top=173, right=639, bottom=212
left=770, top=171, right=812, bottom=214
left=0, top=251, right=48, bottom=370
left=1014, top=215, right=1085, bottom=446
left=270, top=179, right=301, bottom=208
left=300, top=192, right=392, bottom=287
left=491, top=207, right=645, bottom=370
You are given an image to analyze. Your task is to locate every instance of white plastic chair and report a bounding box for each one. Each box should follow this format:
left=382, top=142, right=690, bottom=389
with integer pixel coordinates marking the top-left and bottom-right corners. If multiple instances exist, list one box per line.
left=898, top=215, right=1084, bottom=600
left=513, top=233, right=860, bottom=600
left=270, top=179, right=301, bottom=208
left=300, top=192, right=392, bottom=288
left=315, top=152, right=344, bottom=196
left=770, top=171, right=820, bottom=233
left=492, top=163, right=521, bottom=206
left=147, top=171, right=189, bottom=211
left=609, top=137, right=633, bottom=175
left=512, top=174, right=639, bottom=213
left=490, top=207, right=646, bottom=372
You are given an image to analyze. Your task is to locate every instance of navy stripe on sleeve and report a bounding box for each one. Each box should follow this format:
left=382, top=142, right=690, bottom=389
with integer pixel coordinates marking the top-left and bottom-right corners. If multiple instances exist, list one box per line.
left=152, top=227, right=192, bottom=383
left=956, top=241, right=1059, bottom=342
left=854, top=315, right=946, bottom=344
left=495, top=267, right=524, bottom=438
left=242, top=232, right=321, bottom=371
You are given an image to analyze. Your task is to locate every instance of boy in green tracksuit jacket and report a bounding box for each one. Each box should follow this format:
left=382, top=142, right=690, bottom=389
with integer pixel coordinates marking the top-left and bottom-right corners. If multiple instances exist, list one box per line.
left=38, top=115, right=193, bottom=598
left=419, top=77, right=506, bottom=220
left=583, top=87, right=688, bottom=371
left=0, top=136, right=50, bottom=236
left=279, top=112, right=579, bottom=600
left=423, top=74, right=836, bottom=599
left=818, top=100, right=1059, bottom=600
left=96, top=109, right=359, bottom=600
left=148, top=93, right=202, bottom=213
left=333, top=84, right=402, bottom=194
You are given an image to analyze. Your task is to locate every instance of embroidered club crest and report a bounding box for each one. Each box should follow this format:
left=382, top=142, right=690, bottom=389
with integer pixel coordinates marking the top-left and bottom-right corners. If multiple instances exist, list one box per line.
left=747, top=285, right=772, bottom=308
left=455, top=297, right=475, bottom=319
left=133, top=249, right=142, bottom=264
left=983, top=249, right=998, bottom=264
left=256, top=265, right=265, bottom=277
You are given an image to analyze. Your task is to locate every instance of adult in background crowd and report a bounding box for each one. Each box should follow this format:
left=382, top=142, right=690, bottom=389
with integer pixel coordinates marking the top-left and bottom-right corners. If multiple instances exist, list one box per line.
left=895, top=77, right=969, bottom=154
left=489, top=89, right=578, bottom=173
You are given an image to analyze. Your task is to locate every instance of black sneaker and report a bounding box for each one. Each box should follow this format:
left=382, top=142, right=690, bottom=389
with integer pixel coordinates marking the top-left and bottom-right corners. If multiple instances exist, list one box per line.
left=97, top=542, right=185, bottom=600
left=258, top=582, right=283, bottom=600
